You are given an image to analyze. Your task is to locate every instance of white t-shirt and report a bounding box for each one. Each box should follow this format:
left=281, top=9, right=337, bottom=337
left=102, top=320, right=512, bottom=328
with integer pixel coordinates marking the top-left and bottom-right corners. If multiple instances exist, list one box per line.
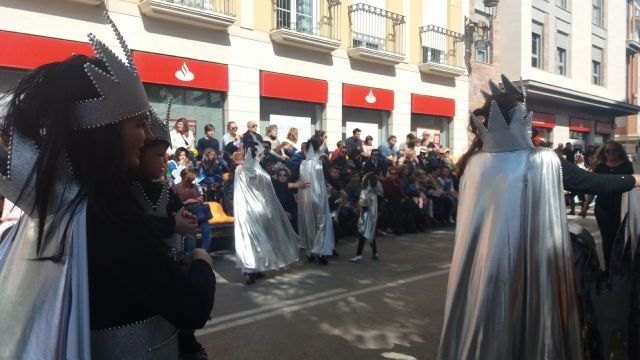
left=168, top=129, right=195, bottom=155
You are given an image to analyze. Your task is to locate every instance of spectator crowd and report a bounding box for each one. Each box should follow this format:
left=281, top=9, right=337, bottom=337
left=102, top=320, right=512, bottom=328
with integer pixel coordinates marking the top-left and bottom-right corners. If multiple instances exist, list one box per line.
left=165, top=121, right=460, bottom=250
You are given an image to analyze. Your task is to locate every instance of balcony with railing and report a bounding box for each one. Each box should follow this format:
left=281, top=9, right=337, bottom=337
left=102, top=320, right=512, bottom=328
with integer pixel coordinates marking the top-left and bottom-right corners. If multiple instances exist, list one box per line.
left=629, top=2, right=640, bottom=53
left=347, top=3, right=405, bottom=65
left=139, top=0, right=236, bottom=30
left=270, top=0, right=342, bottom=53
left=419, top=25, right=466, bottom=77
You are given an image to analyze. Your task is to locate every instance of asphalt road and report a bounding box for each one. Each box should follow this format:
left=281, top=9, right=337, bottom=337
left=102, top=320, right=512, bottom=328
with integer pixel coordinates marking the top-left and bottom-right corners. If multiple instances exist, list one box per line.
left=198, top=212, right=603, bottom=360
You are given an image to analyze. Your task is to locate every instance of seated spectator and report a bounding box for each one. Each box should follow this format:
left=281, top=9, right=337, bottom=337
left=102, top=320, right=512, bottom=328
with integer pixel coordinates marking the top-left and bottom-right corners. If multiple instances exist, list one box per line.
left=281, top=127, right=300, bottom=157
left=272, top=165, right=299, bottom=232
left=173, top=169, right=212, bottom=252
left=362, top=136, right=374, bottom=158
left=330, top=140, right=344, bottom=161
left=378, top=135, right=398, bottom=165
left=168, top=147, right=193, bottom=184
left=438, top=167, right=458, bottom=220
left=196, top=124, right=220, bottom=155
left=398, top=133, right=418, bottom=158
left=363, top=149, right=386, bottom=175
left=424, top=166, right=454, bottom=224
left=197, top=148, right=225, bottom=201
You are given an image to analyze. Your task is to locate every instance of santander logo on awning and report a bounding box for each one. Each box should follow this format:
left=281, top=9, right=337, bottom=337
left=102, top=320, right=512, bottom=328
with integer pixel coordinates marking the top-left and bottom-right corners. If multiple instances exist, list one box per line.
left=175, top=62, right=195, bottom=82
left=365, top=89, right=377, bottom=104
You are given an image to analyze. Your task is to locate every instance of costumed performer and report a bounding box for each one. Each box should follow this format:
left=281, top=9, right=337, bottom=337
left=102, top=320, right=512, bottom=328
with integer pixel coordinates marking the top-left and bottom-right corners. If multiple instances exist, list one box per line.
left=349, top=172, right=383, bottom=262
left=298, top=135, right=335, bottom=265
left=233, top=136, right=305, bottom=285
left=0, top=13, right=215, bottom=359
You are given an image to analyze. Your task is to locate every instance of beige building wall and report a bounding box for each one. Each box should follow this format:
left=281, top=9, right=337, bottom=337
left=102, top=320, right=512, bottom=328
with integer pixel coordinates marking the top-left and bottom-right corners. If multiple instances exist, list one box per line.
left=0, top=0, right=470, bottom=155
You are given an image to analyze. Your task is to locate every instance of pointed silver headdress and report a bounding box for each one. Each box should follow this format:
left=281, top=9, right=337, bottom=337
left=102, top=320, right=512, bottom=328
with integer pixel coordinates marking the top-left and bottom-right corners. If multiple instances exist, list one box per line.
left=147, top=99, right=172, bottom=147
left=72, top=12, right=151, bottom=129
left=0, top=12, right=150, bottom=213
left=471, top=75, right=533, bottom=153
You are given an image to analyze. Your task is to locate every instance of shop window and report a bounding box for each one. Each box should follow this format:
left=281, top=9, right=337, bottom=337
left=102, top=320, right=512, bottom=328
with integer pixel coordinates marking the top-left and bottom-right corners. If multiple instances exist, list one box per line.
left=144, top=83, right=224, bottom=139
left=411, top=114, right=450, bottom=147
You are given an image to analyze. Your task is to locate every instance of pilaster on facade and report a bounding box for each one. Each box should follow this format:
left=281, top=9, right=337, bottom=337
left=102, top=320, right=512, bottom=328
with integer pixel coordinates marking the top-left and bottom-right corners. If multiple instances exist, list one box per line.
left=138, top=0, right=236, bottom=31
left=226, top=65, right=260, bottom=129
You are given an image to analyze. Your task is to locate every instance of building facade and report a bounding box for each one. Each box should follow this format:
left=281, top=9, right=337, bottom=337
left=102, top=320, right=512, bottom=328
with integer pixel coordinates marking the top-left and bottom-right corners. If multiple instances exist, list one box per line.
left=469, top=0, right=640, bottom=153
left=0, top=0, right=471, bottom=155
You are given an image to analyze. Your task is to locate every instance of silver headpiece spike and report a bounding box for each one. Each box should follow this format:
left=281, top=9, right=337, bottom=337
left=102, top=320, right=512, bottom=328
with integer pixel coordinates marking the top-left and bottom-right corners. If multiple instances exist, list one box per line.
left=147, top=109, right=171, bottom=146
left=474, top=75, right=534, bottom=153
left=165, top=97, right=173, bottom=124
left=480, top=90, right=492, bottom=101
left=520, top=77, right=528, bottom=108
left=72, top=13, right=151, bottom=129
left=488, top=80, right=503, bottom=98
left=104, top=12, right=138, bottom=76
left=501, top=74, right=522, bottom=97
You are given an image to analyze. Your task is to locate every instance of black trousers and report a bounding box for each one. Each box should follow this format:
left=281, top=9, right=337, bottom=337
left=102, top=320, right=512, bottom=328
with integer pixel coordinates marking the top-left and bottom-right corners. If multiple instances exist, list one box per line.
left=356, top=234, right=377, bottom=256
left=595, top=206, right=620, bottom=271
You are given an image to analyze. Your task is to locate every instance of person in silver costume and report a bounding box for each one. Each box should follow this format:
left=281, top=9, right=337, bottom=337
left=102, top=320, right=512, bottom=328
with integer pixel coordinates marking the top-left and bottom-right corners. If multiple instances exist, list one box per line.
left=233, top=140, right=307, bottom=284
left=438, top=75, right=640, bottom=359
left=439, top=76, right=580, bottom=359
left=298, top=135, right=336, bottom=265
left=0, top=14, right=215, bottom=359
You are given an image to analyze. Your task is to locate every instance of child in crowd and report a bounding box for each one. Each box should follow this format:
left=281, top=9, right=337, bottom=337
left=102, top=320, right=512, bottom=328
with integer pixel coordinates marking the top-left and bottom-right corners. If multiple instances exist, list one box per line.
left=350, top=173, right=383, bottom=262
left=132, top=122, right=211, bottom=360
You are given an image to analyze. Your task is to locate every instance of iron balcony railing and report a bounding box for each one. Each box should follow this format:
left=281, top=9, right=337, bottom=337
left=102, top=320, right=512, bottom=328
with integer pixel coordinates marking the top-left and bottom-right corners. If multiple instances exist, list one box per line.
left=160, top=0, right=236, bottom=16
left=348, top=3, right=405, bottom=56
left=420, top=25, right=464, bottom=69
left=273, top=0, right=341, bottom=41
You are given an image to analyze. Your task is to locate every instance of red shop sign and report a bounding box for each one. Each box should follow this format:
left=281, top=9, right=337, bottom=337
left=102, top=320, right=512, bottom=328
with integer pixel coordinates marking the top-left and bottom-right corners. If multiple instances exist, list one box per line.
left=0, top=31, right=93, bottom=70
left=569, top=118, right=592, bottom=133
left=532, top=112, right=556, bottom=129
left=411, top=94, right=455, bottom=117
left=132, top=51, right=228, bottom=92
left=595, top=121, right=613, bottom=134
left=260, top=71, right=328, bottom=104
left=343, top=84, right=394, bottom=111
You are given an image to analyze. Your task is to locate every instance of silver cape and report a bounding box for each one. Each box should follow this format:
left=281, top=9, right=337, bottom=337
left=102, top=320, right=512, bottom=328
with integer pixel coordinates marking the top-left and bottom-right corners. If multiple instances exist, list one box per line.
left=297, top=146, right=335, bottom=256
left=233, top=151, right=299, bottom=272
left=0, top=202, right=91, bottom=359
left=438, top=148, right=583, bottom=359
left=357, top=184, right=382, bottom=242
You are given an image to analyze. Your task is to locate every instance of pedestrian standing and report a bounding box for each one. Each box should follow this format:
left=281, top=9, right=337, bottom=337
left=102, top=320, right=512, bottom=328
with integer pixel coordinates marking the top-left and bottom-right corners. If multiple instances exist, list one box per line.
left=350, top=173, right=382, bottom=262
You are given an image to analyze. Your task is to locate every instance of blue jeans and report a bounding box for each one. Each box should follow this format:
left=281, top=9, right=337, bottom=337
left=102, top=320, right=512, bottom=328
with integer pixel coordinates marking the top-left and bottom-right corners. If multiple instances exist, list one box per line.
left=184, top=223, right=212, bottom=252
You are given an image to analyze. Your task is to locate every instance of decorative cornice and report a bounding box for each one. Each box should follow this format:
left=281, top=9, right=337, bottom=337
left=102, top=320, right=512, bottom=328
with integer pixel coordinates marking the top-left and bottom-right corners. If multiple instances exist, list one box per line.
left=67, top=0, right=104, bottom=5
left=418, top=62, right=466, bottom=78
left=139, top=0, right=236, bottom=31
left=347, top=47, right=405, bottom=65
left=270, top=29, right=341, bottom=53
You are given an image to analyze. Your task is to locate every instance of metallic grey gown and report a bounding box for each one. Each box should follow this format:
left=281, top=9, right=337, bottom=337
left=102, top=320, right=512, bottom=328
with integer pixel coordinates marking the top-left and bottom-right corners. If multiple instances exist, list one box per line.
left=233, top=151, right=299, bottom=272
left=438, top=147, right=583, bottom=359
left=297, top=147, right=335, bottom=256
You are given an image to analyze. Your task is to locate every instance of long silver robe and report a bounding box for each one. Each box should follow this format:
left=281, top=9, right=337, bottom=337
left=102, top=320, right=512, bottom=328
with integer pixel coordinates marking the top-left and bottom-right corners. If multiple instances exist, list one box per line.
left=357, top=184, right=382, bottom=242
left=439, top=148, right=583, bottom=359
left=297, top=147, right=335, bottom=256
left=0, top=202, right=91, bottom=359
left=233, top=151, right=299, bottom=272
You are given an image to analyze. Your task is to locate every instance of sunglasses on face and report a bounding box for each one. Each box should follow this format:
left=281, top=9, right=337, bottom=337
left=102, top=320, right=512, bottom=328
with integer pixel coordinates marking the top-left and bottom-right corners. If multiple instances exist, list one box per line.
left=231, top=127, right=238, bottom=130
left=250, top=125, right=257, bottom=128
left=604, top=149, right=619, bottom=155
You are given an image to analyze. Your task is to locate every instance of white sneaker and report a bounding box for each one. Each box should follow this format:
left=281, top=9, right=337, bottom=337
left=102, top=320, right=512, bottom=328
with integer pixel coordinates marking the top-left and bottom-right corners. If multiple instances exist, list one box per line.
left=349, top=255, right=362, bottom=262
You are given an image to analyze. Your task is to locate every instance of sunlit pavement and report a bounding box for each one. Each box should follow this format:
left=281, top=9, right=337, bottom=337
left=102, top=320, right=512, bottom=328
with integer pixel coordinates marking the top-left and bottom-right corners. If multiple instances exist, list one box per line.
left=198, top=213, right=602, bottom=360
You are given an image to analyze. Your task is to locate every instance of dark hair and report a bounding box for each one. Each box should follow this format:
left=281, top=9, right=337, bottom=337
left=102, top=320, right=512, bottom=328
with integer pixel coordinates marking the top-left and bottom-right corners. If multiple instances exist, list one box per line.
left=175, top=147, right=189, bottom=158
left=352, top=128, right=361, bottom=135
left=2, top=54, right=157, bottom=261
left=204, top=124, right=215, bottom=132
left=456, top=89, right=524, bottom=177
left=593, top=140, right=629, bottom=168
left=387, top=135, right=397, bottom=141
left=174, top=118, right=190, bottom=135
left=305, top=135, right=321, bottom=152
left=362, top=172, right=378, bottom=188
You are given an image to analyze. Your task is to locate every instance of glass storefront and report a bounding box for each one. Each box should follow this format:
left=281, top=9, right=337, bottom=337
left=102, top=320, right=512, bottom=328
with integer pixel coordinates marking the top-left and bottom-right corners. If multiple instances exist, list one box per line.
left=260, top=98, right=322, bottom=145
left=411, top=114, right=450, bottom=147
left=570, top=131, right=589, bottom=149
left=144, top=83, right=224, bottom=139
left=342, top=107, right=389, bottom=148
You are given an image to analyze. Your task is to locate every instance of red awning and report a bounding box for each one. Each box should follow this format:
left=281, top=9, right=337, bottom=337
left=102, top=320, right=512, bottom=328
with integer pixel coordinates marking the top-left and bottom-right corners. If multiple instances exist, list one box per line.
left=260, top=71, right=327, bottom=104
left=343, top=84, right=394, bottom=111
left=0, top=31, right=92, bottom=70
left=569, top=118, right=592, bottom=133
left=532, top=112, right=556, bottom=129
left=132, top=51, right=228, bottom=92
left=411, top=94, right=455, bottom=117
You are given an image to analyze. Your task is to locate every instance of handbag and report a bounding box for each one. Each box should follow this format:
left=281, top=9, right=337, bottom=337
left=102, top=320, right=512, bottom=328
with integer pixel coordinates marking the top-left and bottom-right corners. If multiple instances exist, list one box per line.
left=186, top=203, right=213, bottom=224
